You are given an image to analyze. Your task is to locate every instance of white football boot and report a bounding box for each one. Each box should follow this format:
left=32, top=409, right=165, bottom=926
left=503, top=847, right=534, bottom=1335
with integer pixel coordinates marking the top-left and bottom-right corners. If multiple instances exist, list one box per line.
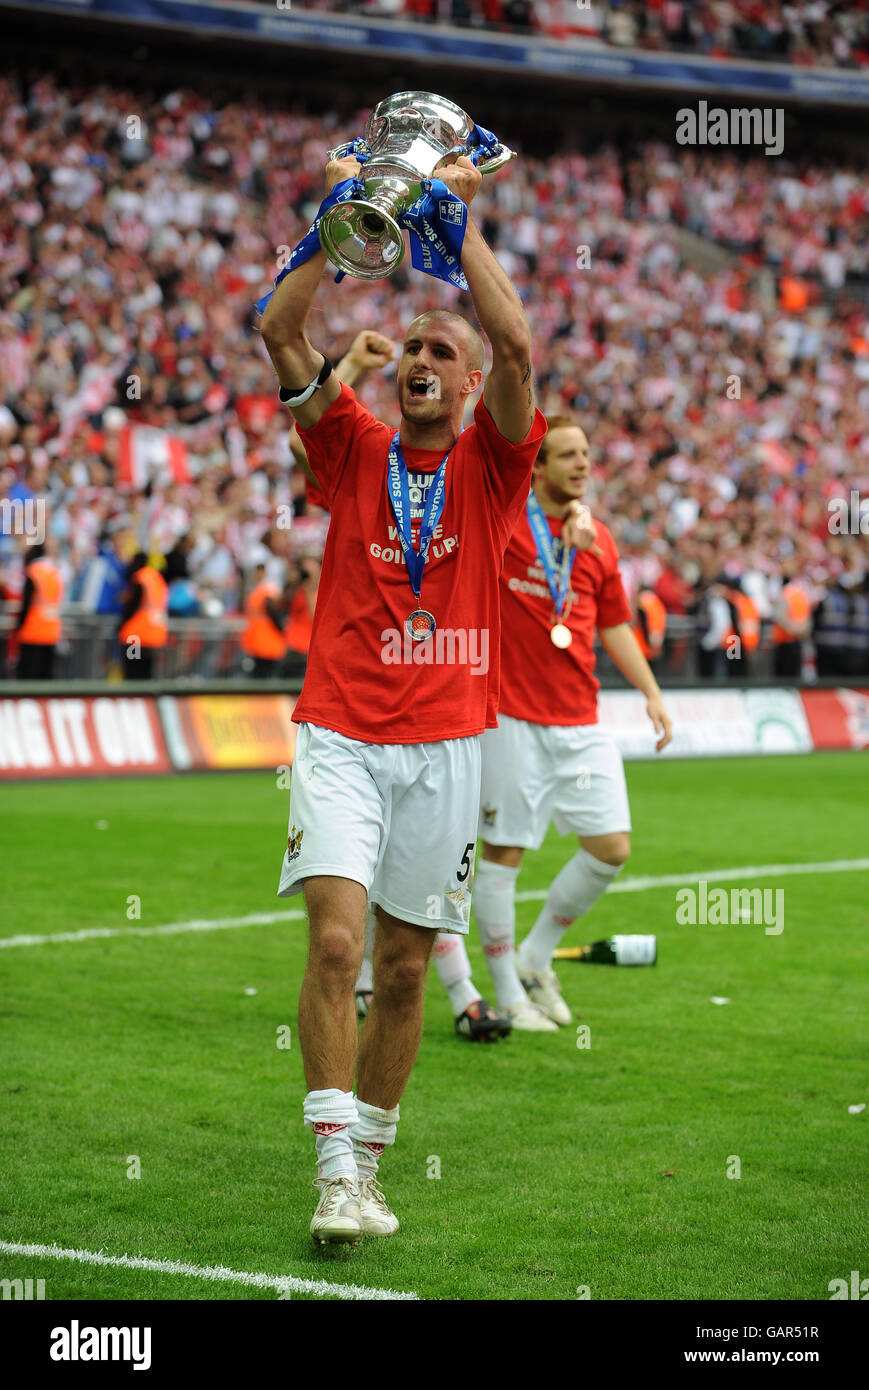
left=357, top=1175, right=399, bottom=1236
left=502, top=995, right=559, bottom=1032
left=516, top=960, right=573, bottom=1026
left=310, top=1176, right=364, bottom=1247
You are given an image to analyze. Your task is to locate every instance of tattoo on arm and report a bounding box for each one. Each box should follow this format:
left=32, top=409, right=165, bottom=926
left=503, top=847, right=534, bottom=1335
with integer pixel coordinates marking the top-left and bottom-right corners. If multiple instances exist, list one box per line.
left=521, top=361, right=531, bottom=385
left=526, top=386, right=532, bottom=407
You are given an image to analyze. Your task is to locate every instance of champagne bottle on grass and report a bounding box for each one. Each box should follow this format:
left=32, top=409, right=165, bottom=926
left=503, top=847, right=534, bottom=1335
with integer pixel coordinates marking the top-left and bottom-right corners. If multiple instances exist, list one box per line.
left=553, top=935, right=657, bottom=965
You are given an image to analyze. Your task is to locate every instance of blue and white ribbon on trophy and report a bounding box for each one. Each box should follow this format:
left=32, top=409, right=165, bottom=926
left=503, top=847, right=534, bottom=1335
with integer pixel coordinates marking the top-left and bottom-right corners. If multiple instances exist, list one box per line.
left=255, top=123, right=506, bottom=312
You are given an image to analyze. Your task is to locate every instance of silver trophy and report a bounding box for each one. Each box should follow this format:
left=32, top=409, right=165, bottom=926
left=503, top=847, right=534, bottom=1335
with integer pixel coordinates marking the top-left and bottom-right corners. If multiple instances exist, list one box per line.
left=319, top=91, right=515, bottom=281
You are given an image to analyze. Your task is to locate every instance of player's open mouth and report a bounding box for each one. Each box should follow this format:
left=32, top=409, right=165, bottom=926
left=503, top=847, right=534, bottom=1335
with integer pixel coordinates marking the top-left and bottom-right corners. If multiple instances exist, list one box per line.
left=408, top=375, right=435, bottom=397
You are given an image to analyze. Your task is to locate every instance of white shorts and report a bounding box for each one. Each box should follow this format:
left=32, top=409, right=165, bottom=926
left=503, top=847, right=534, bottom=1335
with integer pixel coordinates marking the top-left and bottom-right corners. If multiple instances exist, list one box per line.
left=278, top=722, right=481, bottom=934
left=478, top=714, right=631, bottom=850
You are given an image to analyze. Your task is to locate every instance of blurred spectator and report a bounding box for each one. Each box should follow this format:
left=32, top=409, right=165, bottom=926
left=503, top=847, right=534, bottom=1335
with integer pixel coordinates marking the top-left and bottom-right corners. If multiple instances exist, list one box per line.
left=632, top=586, right=668, bottom=665
left=283, top=553, right=320, bottom=675
left=283, top=0, right=869, bottom=66
left=770, top=556, right=812, bottom=676
left=240, top=560, right=287, bottom=677
left=694, top=572, right=760, bottom=679
left=813, top=553, right=869, bottom=677
left=117, top=551, right=169, bottom=679
left=2, top=72, right=869, bottom=682
left=14, top=537, right=63, bottom=680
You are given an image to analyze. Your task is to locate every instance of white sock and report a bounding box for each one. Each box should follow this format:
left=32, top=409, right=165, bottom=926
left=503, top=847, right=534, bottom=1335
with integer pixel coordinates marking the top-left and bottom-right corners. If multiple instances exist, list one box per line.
left=351, top=1098, right=400, bottom=1179
left=303, top=1089, right=359, bottom=1182
left=518, top=849, right=624, bottom=974
left=432, top=933, right=480, bottom=1017
left=355, top=907, right=375, bottom=994
left=473, top=859, right=525, bottom=1009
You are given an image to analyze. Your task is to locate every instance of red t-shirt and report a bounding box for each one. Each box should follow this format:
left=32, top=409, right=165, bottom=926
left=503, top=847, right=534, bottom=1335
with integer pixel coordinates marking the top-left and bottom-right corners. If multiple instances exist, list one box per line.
left=498, top=507, right=631, bottom=726
left=305, top=474, right=329, bottom=511
left=293, top=383, right=546, bottom=744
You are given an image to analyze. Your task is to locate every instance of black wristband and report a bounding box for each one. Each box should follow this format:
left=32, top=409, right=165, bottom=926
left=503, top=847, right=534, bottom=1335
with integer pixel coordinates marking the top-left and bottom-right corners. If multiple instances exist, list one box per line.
left=278, top=355, right=333, bottom=407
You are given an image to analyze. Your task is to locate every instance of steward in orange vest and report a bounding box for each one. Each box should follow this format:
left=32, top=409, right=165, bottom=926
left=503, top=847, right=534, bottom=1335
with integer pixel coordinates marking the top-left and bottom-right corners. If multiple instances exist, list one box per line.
left=118, top=552, right=168, bottom=680
left=772, top=576, right=810, bottom=679
left=721, top=582, right=760, bottom=679
left=241, top=564, right=286, bottom=677
left=16, top=542, right=63, bottom=680
left=632, top=589, right=667, bottom=664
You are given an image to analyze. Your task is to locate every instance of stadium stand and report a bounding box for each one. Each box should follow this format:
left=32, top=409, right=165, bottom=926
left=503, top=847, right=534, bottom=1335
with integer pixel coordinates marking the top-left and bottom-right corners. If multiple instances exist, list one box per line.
left=278, top=1, right=869, bottom=68
left=1, top=67, right=868, bottom=680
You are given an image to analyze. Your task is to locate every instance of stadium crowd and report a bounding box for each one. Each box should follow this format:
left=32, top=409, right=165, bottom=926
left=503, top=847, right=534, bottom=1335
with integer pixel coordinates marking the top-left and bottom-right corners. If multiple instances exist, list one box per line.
left=1, top=72, right=868, bottom=679
left=291, top=1, right=869, bottom=68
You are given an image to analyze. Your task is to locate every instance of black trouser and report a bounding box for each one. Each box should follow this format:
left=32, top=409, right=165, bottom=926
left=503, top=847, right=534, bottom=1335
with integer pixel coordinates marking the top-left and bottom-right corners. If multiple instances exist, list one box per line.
left=252, top=657, right=280, bottom=679
left=122, top=646, right=155, bottom=680
left=697, top=646, right=721, bottom=679
left=727, top=652, right=752, bottom=680
left=280, top=650, right=308, bottom=679
left=17, top=643, right=55, bottom=679
left=816, top=649, right=845, bottom=679
left=773, top=642, right=802, bottom=678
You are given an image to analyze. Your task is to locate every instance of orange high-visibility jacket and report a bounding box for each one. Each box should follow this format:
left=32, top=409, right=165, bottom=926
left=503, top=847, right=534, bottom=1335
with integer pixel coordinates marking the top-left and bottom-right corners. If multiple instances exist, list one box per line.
left=241, top=580, right=286, bottom=660
left=284, top=587, right=315, bottom=655
left=119, top=566, right=169, bottom=649
left=633, top=590, right=667, bottom=661
left=722, top=588, right=760, bottom=653
left=771, top=584, right=810, bottom=645
left=18, top=558, right=63, bottom=645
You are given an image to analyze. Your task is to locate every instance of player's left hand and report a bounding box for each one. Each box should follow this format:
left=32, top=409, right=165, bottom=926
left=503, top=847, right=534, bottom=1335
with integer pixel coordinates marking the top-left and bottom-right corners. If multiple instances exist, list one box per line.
left=325, top=154, right=364, bottom=193
left=439, top=154, right=482, bottom=207
left=344, top=330, right=396, bottom=375
left=562, top=502, right=604, bottom=558
left=646, top=695, right=673, bottom=753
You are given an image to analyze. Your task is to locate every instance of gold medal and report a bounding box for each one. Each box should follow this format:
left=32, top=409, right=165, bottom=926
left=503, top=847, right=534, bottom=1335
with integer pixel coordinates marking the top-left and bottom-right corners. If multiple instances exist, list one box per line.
left=550, top=623, right=572, bottom=649
left=405, top=608, right=436, bottom=642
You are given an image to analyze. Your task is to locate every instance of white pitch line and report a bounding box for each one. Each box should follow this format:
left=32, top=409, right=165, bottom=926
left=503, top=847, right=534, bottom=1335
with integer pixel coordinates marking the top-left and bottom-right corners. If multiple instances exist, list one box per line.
left=0, top=909, right=306, bottom=950
left=515, top=858, right=869, bottom=901
left=2, top=859, right=867, bottom=950
left=0, top=1239, right=419, bottom=1302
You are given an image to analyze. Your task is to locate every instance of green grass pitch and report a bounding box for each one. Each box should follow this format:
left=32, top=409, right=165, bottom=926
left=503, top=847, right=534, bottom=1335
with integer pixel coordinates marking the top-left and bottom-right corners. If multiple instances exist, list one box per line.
left=1, top=753, right=866, bottom=1301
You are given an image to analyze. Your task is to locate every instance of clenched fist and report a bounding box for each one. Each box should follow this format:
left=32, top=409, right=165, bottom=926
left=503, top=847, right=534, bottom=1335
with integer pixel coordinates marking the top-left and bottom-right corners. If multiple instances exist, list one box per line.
left=344, top=330, right=396, bottom=375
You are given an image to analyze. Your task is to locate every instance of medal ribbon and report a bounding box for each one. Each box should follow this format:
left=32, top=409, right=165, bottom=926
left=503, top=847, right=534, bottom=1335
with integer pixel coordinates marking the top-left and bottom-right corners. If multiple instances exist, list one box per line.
left=386, top=433, right=451, bottom=599
left=526, top=492, right=576, bottom=619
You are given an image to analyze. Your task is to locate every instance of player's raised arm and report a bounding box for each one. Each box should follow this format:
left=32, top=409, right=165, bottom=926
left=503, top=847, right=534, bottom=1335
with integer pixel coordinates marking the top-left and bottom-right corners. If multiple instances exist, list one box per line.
left=259, top=156, right=363, bottom=429
left=439, top=157, right=534, bottom=445
left=289, top=331, right=395, bottom=486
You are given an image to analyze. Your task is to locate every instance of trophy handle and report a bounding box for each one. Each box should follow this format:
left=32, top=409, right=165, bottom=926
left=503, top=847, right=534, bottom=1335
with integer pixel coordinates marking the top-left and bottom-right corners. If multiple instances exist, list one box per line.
left=475, top=145, right=517, bottom=176
left=326, top=139, right=371, bottom=164
left=438, top=144, right=517, bottom=177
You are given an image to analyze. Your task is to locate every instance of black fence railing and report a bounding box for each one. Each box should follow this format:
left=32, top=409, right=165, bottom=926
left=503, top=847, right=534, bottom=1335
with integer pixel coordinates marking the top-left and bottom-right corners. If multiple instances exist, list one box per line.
left=0, top=611, right=842, bottom=686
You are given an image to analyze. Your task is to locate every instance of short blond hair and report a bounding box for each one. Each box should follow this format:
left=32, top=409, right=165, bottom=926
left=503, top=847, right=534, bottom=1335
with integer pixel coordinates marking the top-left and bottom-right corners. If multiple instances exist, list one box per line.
left=538, top=414, right=582, bottom=463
